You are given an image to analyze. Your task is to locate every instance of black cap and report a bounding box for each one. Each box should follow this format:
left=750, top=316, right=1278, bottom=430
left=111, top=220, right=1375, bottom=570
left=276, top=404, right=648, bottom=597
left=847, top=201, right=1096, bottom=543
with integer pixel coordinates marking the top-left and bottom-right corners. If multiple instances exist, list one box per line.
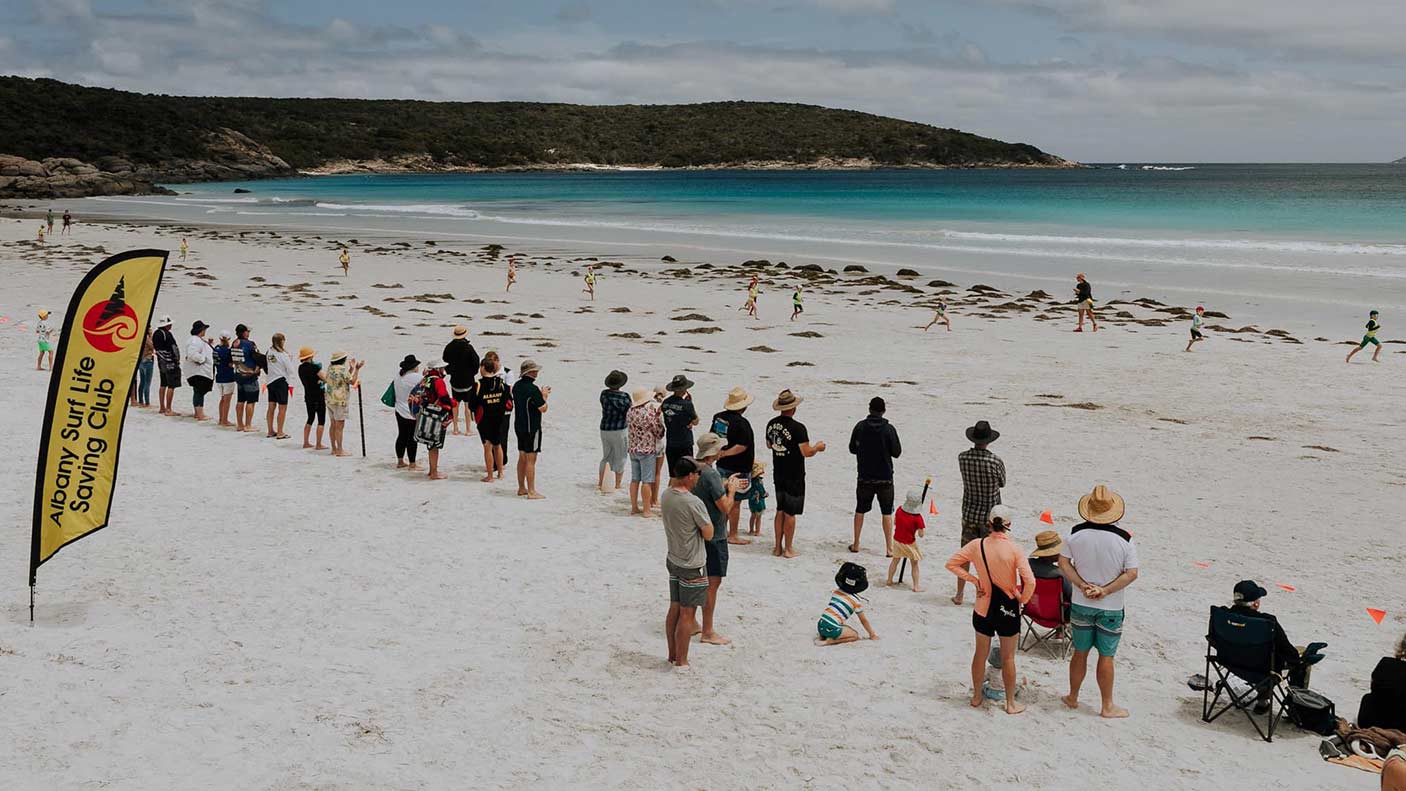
left=190, top=320, right=209, bottom=335
left=1233, top=580, right=1268, bottom=604
left=869, top=396, right=886, bottom=414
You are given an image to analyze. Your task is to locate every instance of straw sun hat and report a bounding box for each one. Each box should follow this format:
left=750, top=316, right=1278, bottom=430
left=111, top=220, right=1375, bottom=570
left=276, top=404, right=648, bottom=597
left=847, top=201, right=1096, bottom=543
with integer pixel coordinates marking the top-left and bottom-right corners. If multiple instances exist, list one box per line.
left=723, top=387, right=753, bottom=411
left=772, top=389, right=802, bottom=411
left=1030, top=530, right=1063, bottom=558
left=1078, top=485, right=1125, bottom=525
left=630, top=387, right=652, bottom=407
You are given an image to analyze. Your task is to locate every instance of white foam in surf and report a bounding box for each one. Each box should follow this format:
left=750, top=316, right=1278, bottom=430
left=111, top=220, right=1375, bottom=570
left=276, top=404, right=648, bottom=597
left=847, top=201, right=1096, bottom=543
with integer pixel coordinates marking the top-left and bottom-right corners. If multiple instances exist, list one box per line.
left=314, top=202, right=480, bottom=218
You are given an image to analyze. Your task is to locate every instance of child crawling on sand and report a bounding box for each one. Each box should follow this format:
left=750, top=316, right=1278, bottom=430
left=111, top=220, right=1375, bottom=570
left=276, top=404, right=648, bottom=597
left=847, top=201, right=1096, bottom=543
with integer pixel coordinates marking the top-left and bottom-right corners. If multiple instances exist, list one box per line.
left=817, top=562, right=878, bottom=646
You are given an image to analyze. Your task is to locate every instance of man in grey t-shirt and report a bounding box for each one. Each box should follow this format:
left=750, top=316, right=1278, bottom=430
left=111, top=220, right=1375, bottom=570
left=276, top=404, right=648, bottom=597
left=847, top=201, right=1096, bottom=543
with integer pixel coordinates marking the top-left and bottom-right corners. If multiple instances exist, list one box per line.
left=690, top=433, right=743, bottom=647
left=662, top=457, right=713, bottom=670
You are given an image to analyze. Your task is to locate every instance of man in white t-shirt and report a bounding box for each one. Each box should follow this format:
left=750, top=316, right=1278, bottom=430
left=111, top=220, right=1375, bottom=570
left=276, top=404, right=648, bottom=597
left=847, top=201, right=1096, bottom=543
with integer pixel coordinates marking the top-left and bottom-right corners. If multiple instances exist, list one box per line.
left=1058, top=485, right=1140, bottom=719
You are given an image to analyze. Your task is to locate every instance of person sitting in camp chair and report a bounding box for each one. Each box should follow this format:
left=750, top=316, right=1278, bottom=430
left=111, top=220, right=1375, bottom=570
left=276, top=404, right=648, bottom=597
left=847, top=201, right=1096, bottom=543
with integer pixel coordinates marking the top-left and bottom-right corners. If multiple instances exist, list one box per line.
left=1230, top=580, right=1325, bottom=694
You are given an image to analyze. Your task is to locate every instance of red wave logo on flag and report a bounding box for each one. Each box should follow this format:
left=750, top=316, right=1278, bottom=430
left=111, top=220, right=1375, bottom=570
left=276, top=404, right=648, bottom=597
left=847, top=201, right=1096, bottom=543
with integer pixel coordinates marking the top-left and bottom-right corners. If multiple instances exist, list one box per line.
left=80, top=277, right=139, bottom=353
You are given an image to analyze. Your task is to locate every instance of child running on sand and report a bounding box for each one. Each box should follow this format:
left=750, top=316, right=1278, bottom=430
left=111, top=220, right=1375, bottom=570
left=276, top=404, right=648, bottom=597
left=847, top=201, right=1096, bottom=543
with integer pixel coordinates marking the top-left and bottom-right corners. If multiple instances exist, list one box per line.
left=887, top=489, right=926, bottom=592
left=1186, top=306, right=1207, bottom=352
left=1345, top=310, right=1382, bottom=363
left=583, top=265, right=597, bottom=300
left=746, top=461, right=767, bottom=536
left=817, top=562, right=878, bottom=646
left=923, top=300, right=951, bottom=332
left=506, top=258, right=518, bottom=292
left=35, top=309, right=54, bottom=370
left=740, top=275, right=760, bottom=318
left=790, top=285, right=803, bottom=321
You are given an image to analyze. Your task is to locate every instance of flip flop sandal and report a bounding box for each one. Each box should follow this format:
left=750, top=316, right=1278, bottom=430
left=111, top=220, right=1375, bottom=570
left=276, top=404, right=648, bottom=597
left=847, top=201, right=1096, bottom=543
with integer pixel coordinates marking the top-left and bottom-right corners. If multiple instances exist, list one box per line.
left=1187, top=674, right=1210, bottom=691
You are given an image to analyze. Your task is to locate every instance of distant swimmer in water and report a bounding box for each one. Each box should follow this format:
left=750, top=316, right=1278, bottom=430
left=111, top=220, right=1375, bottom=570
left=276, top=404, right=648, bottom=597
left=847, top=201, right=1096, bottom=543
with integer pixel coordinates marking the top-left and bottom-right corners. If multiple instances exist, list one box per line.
left=740, top=274, right=760, bottom=319
left=583, top=265, right=597, bottom=301
left=339, top=247, right=350, bottom=277
left=506, top=257, right=518, bottom=292
left=1345, top=310, right=1382, bottom=364
left=1073, top=273, right=1098, bottom=333
left=924, top=299, right=951, bottom=332
left=791, top=285, right=803, bottom=322
left=1185, top=306, right=1206, bottom=352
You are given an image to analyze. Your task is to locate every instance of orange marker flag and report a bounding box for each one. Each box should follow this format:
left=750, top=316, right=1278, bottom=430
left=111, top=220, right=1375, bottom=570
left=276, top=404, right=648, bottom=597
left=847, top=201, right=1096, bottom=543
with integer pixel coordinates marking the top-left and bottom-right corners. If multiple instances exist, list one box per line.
left=1039, top=510, right=1054, bottom=525
left=1367, top=608, right=1386, bottom=625
left=929, top=501, right=938, bottom=516
left=1192, top=561, right=1211, bottom=568
left=1277, top=584, right=1296, bottom=592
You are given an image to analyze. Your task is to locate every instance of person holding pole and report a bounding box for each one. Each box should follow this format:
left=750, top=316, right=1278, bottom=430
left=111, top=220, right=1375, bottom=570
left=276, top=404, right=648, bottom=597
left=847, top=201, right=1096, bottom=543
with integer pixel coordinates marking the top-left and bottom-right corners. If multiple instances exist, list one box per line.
left=322, top=351, right=362, bottom=457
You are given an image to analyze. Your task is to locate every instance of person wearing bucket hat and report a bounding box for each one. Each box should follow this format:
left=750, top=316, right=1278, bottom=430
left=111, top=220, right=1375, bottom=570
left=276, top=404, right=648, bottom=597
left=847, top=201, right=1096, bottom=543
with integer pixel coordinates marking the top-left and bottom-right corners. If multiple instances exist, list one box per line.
left=886, top=489, right=928, bottom=592
left=322, top=352, right=363, bottom=457
left=392, top=354, right=423, bottom=469
left=597, top=370, right=631, bottom=492
left=660, top=375, right=699, bottom=477
left=182, top=320, right=215, bottom=422
left=765, top=389, right=826, bottom=558
left=512, top=359, right=550, bottom=498
left=816, top=562, right=878, bottom=646
left=625, top=387, right=665, bottom=516
left=34, top=309, right=55, bottom=370
left=1059, top=484, right=1139, bottom=719
left=689, top=432, right=745, bottom=647
left=955, top=421, right=1005, bottom=605
left=152, top=314, right=183, bottom=416
left=297, top=346, right=327, bottom=449
left=415, top=359, right=457, bottom=479
left=1029, top=530, right=1073, bottom=611
left=710, top=387, right=756, bottom=544
left=443, top=325, right=479, bottom=435
left=850, top=395, right=903, bottom=556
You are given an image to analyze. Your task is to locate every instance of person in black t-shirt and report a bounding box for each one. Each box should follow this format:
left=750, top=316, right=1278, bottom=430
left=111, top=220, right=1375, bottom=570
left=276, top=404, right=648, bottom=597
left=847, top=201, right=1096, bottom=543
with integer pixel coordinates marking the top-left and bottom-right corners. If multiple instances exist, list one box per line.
left=711, top=387, right=755, bottom=544
left=660, top=374, right=700, bottom=476
left=512, top=359, right=550, bottom=499
left=764, top=389, right=826, bottom=558
left=1074, top=273, right=1098, bottom=333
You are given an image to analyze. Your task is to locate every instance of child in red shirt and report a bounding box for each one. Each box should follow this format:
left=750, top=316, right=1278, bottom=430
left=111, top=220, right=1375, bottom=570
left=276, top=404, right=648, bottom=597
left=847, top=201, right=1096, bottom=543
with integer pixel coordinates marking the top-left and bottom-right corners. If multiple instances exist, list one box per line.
left=887, top=489, right=927, bottom=592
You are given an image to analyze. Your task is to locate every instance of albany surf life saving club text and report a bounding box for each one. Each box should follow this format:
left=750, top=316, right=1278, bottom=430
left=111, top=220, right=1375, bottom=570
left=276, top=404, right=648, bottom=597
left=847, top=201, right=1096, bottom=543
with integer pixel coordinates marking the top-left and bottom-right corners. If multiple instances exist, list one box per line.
left=46, top=355, right=119, bottom=523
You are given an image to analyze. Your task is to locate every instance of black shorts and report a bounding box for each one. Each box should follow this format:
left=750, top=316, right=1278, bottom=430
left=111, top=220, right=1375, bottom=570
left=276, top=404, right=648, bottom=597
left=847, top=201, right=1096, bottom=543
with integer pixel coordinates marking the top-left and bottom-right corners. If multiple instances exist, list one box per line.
left=705, top=539, right=728, bottom=578
left=973, top=602, right=1021, bottom=638
left=477, top=416, right=509, bottom=447
left=665, top=445, right=691, bottom=477
left=1190, top=329, right=1203, bottom=339
left=159, top=367, right=182, bottom=388
left=856, top=480, right=895, bottom=515
left=776, top=481, right=805, bottom=516
left=305, top=401, right=326, bottom=426
left=517, top=429, right=542, bottom=454
left=237, top=379, right=260, bottom=404
left=267, top=377, right=289, bottom=405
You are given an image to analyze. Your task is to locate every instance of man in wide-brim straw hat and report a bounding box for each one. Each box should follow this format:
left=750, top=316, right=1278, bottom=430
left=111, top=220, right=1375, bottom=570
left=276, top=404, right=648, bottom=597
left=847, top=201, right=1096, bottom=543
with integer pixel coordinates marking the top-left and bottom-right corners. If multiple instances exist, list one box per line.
left=1059, top=484, right=1139, bottom=719
left=710, top=386, right=756, bottom=545
left=764, top=388, right=826, bottom=559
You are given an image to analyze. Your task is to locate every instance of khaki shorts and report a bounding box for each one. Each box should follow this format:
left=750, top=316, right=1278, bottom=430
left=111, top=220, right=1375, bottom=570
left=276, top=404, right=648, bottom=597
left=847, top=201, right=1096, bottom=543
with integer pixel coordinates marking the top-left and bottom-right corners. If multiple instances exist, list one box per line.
left=328, top=404, right=349, bottom=422
left=961, top=520, right=989, bottom=545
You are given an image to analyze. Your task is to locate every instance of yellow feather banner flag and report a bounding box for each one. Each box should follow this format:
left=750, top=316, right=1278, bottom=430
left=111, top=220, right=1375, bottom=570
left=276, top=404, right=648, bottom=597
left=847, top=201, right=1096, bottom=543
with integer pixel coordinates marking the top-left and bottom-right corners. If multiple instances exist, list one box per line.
left=30, top=250, right=167, bottom=617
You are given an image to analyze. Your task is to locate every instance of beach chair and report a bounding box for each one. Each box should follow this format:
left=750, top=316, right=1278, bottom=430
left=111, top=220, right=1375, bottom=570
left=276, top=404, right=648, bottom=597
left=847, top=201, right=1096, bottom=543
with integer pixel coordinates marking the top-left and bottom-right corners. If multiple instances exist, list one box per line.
left=1202, top=605, right=1288, bottom=742
left=1019, top=576, right=1070, bottom=658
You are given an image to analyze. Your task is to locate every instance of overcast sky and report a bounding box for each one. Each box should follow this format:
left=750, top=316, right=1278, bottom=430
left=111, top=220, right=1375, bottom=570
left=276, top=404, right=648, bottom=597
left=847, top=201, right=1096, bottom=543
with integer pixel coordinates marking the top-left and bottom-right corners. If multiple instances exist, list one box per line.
left=3, top=0, right=1402, bottom=162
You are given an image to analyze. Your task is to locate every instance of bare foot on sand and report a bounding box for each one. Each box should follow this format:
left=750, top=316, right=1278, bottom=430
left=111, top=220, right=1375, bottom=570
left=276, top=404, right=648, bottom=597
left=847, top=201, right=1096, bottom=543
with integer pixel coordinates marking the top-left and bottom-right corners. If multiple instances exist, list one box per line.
left=303, top=442, right=313, bottom=448
left=911, top=586, right=926, bottom=593
left=333, top=450, right=349, bottom=457
left=1005, top=702, right=1027, bottom=715
left=700, top=632, right=731, bottom=646
left=970, top=692, right=985, bottom=708
left=481, top=475, right=494, bottom=483
left=641, top=511, right=653, bottom=519
left=951, top=595, right=964, bottom=606
left=1100, top=705, right=1130, bottom=719
left=315, top=444, right=327, bottom=450
left=428, top=472, right=447, bottom=480
left=397, top=461, right=408, bottom=469
left=526, top=492, right=546, bottom=500
left=772, top=548, right=783, bottom=557
left=782, top=549, right=799, bottom=559
left=728, top=536, right=752, bottom=545
left=1061, top=694, right=1079, bottom=710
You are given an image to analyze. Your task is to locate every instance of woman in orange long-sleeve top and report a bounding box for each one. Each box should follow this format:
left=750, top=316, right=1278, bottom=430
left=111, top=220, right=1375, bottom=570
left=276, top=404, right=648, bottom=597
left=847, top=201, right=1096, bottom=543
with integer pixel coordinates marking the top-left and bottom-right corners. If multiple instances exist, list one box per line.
left=946, top=505, right=1035, bottom=714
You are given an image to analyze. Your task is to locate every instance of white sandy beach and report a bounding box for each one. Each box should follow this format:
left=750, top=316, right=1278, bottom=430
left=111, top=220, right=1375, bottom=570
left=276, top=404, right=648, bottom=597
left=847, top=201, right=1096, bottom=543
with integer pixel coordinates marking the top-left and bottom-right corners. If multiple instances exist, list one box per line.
left=0, top=215, right=1402, bottom=790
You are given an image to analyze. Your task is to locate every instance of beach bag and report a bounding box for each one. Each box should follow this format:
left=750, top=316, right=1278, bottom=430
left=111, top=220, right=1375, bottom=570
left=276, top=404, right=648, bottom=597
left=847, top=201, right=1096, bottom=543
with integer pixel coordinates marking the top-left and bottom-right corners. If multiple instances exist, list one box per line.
left=980, top=538, right=1022, bottom=620
left=380, top=381, right=396, bottom=409
left=414, top=404, right=448, bottom=448
left=1286, top=689, right=1337, bottom=736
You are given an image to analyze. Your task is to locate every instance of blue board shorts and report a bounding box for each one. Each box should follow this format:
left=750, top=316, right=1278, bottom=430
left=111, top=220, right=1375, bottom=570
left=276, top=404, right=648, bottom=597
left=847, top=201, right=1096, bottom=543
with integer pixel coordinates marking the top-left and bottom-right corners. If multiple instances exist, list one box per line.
left=1070, top=604, right=1124, bottom=657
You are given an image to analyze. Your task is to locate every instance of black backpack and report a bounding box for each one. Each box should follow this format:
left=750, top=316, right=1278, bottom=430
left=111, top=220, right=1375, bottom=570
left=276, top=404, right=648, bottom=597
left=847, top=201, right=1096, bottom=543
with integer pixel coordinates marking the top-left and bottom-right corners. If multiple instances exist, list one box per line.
left=1285, top=688, right=1336, bottom=736
left=836, top=562, right=868, bottom=595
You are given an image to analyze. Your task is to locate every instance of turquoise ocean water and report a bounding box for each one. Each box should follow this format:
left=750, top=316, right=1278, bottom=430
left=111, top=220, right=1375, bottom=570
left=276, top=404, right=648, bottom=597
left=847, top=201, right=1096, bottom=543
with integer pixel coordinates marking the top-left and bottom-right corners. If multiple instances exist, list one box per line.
left=84, top=165, right=1406, bottom=328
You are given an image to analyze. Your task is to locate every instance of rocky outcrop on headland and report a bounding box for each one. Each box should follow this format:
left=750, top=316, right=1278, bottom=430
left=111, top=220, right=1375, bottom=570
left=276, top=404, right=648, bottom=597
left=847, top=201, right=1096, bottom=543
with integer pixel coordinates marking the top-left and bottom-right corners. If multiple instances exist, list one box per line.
left=0, top=128, right=294, bottom=199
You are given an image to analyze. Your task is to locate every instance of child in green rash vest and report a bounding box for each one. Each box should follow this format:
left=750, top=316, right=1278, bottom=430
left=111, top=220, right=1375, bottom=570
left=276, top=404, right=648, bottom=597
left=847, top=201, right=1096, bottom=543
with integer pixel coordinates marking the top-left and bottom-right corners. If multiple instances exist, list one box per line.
left=790, top=286, right=803, bottom=321
left=1345, top=310, right=1383, bottom=363
left=1186, top=306, right=1207, bottom=352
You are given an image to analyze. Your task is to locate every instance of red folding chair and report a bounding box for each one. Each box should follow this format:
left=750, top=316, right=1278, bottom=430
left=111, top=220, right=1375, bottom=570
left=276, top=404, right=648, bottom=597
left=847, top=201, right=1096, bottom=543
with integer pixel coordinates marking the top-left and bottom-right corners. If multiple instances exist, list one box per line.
left=1020, top=576, right=1071, bottom=658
